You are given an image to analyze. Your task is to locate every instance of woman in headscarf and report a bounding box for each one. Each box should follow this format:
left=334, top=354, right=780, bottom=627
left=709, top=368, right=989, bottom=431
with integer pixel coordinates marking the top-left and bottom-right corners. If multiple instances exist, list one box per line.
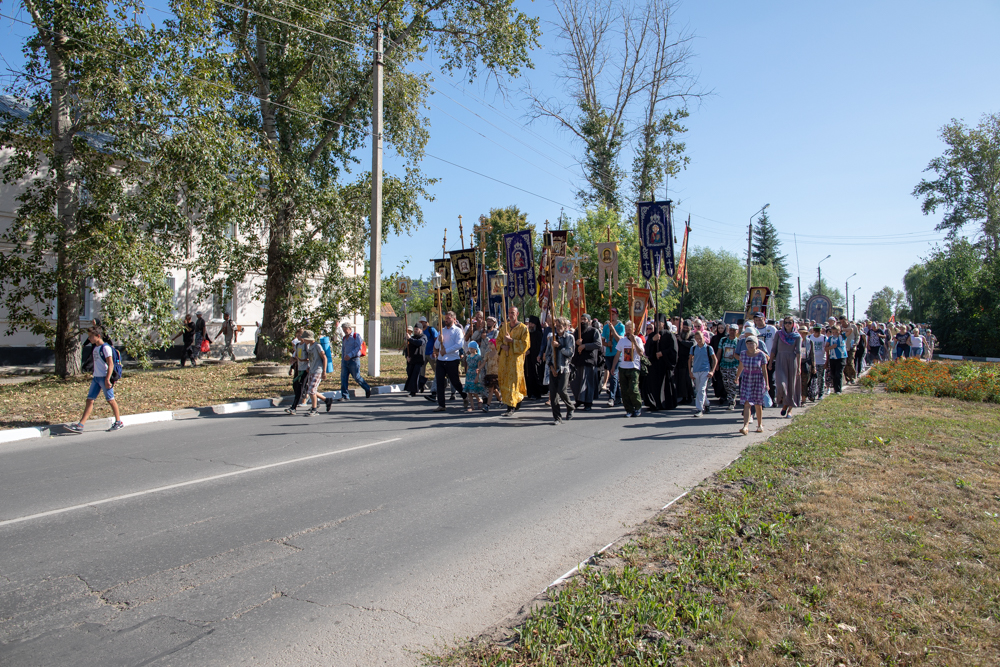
left=769, top=316, right=802, bottom=417
left=709, top=321, right=727, bottom=407
left=524, top=315, right=545, bottom=400
left=658, top=320, right=680, bottom=410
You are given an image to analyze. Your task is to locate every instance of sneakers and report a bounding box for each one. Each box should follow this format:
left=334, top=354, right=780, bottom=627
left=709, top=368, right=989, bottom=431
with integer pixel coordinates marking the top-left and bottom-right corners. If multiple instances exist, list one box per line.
left=502, top=407, right=514, bottom=417
left=284, top=407, right=296, bottom=414
left=632, top=409, right=641, bottom=418
left=703, top=405, right=711, bottom=414
left=434, top=406, right=447, bottom=412
left=483, top=404, right=490, bottom=413
left=607, top=398, right=615, bottom=407
left=692, top=410, right=702, bottom=417
left=67, top=422, right=84, bottom=433
left=553, top=416, right=562, bottom=425
left=325, top=397, right=333, bottom=412
left=565, top=410, right=574, bottom=421
left=365, top=388, right=372, bottom=398
left=109, top=421, right=125, bottom=431
left=305, top=408, right=318, bottom=417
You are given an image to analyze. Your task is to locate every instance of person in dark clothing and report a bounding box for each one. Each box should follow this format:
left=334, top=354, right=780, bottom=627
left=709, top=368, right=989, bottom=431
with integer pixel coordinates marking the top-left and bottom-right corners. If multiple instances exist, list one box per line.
left=641, top=320, right=664, bottom=410
left=404, top=324, right=427, bottom=395
left=709, top=322, right=727, bottom=405
left=658, top=321, right=680, bottom=410
left=524, top=315, right=545, bottom=399
left=571, top=314, right=602, bottom=410
left=171, top=314, right=198, bottom=367
left=674, top=319, right=694, bottom=404
left=193, top=312, right=207, bottom=359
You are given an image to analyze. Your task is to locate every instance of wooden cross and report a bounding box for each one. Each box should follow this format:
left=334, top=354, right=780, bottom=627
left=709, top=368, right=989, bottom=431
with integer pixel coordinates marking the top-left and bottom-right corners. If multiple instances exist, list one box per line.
left=564, top=245, right=588, bottom=277
left=458, top=215, right=464, bottom=249
left=442, top=228, right=447, bottom=258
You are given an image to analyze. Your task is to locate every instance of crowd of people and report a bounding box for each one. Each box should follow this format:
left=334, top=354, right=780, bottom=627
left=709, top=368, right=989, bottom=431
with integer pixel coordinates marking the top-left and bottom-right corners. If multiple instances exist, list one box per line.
left=386, top=308, right=940, bottom=434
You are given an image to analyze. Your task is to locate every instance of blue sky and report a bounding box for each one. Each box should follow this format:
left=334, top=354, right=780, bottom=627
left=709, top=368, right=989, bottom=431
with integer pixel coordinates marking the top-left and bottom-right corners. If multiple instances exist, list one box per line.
left=2, top=0, right=997, bottom=317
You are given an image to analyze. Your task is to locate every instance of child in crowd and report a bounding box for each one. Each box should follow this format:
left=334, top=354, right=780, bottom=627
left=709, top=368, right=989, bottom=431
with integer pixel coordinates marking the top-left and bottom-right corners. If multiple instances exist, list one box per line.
left=464, top=341, right=485, bottom=412
left=481, top=337, right=500, bottom=412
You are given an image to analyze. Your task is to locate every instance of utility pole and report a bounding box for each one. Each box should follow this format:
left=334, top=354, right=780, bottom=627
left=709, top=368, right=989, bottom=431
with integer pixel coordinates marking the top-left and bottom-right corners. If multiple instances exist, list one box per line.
left=367, top=24, right=383, bottom=377
left=793, top=233, right=801, bottom=316
left=817, top=254, right=831, bottom=298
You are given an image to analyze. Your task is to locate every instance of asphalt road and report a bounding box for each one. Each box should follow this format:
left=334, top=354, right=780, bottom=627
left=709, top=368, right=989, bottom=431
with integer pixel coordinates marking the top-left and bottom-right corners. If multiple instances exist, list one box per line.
left=0, top=393, right=776, bottom=666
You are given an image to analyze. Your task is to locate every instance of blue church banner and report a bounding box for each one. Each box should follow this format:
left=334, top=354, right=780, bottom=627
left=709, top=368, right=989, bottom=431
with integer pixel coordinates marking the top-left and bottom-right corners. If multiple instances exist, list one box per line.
left=637, top=200, right=675, bottom=280
left=503, top=230, right=537, bottom=299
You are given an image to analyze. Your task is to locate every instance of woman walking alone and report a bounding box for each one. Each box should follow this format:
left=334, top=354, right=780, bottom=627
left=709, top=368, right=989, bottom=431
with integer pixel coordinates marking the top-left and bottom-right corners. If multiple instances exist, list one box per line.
left=736, top=336, right=769, bottom=435
left=770, top=317, right=802, bottom=418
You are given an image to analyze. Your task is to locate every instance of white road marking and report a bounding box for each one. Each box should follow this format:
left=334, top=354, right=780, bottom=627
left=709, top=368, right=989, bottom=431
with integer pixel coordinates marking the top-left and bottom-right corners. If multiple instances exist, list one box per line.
left=544, top=489, right=691, bottom=592
left=0, top=438, right=401, bottom=528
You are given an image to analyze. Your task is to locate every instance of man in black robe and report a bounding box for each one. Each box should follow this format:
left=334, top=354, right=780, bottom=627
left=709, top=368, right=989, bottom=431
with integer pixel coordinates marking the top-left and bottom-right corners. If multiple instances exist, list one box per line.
left=571, top=314, right=602, bottom=411
left=658, top=320, right=679, bottom=410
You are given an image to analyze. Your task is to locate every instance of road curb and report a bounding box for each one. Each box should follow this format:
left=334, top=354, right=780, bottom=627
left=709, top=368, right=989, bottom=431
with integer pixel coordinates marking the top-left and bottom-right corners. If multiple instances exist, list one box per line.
left=0, top=383, right=407, bottom=444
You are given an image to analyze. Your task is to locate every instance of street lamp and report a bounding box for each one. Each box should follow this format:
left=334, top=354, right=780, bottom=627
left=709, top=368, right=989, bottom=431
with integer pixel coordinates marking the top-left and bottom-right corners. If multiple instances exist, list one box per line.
left=844, top=272, right=856, bottom=316
left=853, top=287, right=862, bottom=321
left=431, top=272, right=443, bottom=330
left=746, top=203, right=770, bottom=297
left=495, top=266, right=508, bottom=322
left=817, top=255, right=831, bottom=295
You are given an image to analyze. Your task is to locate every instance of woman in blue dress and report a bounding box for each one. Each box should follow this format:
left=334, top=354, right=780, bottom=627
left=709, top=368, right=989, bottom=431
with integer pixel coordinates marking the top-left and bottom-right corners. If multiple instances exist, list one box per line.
left=736, top=336, right=769, bottom=435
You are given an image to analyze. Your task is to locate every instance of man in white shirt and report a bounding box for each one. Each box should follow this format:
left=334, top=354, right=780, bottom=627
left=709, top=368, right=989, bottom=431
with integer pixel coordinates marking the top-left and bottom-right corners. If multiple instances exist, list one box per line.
left=611, top=320, right=645, bottom=417
left=433, top=310, right=468, bottom=412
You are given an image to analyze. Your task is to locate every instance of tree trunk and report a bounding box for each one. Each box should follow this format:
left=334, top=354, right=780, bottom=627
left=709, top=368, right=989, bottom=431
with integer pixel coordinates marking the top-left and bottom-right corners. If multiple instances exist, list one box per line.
left=49, top=25, right=83, bottom=377
left=257, top=204, right=294, bottom=360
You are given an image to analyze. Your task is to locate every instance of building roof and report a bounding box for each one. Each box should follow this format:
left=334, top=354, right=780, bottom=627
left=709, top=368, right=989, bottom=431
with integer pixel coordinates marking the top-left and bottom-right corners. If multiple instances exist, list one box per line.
left=0, top=94, right=115, bottom=151
left=380, top=302, right=396, bottom=317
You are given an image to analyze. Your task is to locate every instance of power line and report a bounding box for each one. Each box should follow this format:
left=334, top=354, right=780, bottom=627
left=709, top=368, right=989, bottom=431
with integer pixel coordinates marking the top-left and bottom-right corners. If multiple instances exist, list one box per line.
left=213, top=0, right=366, bottom=51
left=425, top=153, right=581, bottom=212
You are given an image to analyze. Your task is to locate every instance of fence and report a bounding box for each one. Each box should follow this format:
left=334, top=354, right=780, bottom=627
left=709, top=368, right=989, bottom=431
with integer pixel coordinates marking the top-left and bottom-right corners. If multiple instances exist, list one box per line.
left=381, top=316, right=406, bottom=350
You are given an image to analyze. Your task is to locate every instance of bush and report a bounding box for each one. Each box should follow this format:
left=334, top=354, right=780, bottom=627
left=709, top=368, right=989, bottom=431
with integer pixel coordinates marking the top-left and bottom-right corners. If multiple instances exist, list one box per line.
left=862, top=359, right=1000, bottom=403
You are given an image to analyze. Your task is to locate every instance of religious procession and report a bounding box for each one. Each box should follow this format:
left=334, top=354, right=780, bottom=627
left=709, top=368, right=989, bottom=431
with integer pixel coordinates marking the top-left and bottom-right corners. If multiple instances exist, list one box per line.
left=368, top=201, right=921, bottom=435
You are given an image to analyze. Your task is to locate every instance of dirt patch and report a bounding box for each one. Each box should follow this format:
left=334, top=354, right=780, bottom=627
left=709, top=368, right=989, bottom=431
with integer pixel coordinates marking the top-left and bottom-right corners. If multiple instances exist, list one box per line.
left=0, top=355, right=407, bottom=429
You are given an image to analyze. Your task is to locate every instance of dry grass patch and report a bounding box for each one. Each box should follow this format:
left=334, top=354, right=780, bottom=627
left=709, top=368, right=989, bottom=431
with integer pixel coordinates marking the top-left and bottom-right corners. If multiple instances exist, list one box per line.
left=430, top=393, right=1000, bottom=667
left=0, top=355, right=407, bottom=429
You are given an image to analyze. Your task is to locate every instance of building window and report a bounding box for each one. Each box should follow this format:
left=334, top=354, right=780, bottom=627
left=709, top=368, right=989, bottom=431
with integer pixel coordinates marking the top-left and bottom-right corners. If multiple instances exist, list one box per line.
left=213, top=285, right=234, bottom=321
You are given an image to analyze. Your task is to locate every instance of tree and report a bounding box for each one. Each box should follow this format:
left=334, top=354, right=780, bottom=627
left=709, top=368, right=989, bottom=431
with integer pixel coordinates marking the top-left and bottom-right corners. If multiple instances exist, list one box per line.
left=865, top=286, right=906, bottom=323
left=529, top=0, right=699, bottom=211
left=193, top=0, right=541, bottom=359
left=680, top=247, right=745, bottom=318
left=0, top=0, right=245, bottom=376
left=751, top=212, right=792, bottom=306
left=913, top=112, right=1000, bottom=258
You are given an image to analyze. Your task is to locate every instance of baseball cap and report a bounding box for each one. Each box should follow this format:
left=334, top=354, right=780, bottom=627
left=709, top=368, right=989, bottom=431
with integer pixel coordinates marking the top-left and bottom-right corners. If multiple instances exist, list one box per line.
left=610, top=307, right=619, bottom=314
left=728, top=323, right=739, bottom=330
left=753, top=311, right=765, bottom=318
left=418, top=316, right=428, bottom=322
left=302, top=329, right=315, bottom=340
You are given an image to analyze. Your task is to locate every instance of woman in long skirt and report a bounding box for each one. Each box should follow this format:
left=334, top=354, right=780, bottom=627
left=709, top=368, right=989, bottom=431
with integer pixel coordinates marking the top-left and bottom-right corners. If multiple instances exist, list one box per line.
left=770, top=317, right=802, bottom=418
left=736, top=336, right=769, bottom=435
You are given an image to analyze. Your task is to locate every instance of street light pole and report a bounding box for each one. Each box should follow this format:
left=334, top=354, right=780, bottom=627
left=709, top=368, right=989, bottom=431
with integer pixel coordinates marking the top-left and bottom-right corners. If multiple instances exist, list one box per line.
left=367, top=24, right=384, bottom=377
left=817, top=254, right=831, bottom=296
left=853, top=287, right=862, bottom=321
left=747, top=203, right=770, bottom=297
left=844, top=272, right=856, bottom=316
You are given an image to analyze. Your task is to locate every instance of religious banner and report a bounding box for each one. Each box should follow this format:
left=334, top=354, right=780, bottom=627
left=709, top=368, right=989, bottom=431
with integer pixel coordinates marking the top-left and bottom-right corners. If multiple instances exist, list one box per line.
left=551, top=230, right=569, bottom=257
left=486, top=269, right=506, bottom=320
left=569, top=278, right=587, bottom=329
left=637, top=200, right=675, bottom=280
left=537, top=232, right=553, bottom=313
left=449, top=248, right=477, bottom=305
left=432, top=258, right=452, bottom=291
left=630, top=287, right=651, bottom=333
left=596, top=242, right=619, bottom=291
left=503, top=230, right=537, bottom=298
left=746, top=286, right=771, bottom=317
left=396, top=277, right=411, bottom=297
left=674, top=220, right=690, bottom=289
left=553, top=256, right=575, bottom=290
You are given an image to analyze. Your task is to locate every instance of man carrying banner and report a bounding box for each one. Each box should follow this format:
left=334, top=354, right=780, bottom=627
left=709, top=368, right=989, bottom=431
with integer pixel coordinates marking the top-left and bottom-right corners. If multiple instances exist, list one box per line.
left=497, top=305, right=530, bottom=416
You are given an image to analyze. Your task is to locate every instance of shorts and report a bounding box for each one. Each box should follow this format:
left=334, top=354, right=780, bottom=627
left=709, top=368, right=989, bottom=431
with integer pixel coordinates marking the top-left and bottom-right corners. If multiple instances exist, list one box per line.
left=484, top=374, right=499, bottom=390
left=306, top=371, right=323, bottom=395
left=87, top=377, right=115, bottom=401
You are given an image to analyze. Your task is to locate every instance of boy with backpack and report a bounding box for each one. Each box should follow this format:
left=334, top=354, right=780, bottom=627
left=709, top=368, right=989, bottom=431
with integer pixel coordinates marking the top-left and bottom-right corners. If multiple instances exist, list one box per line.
left=68, top=326, right=124, bottom=432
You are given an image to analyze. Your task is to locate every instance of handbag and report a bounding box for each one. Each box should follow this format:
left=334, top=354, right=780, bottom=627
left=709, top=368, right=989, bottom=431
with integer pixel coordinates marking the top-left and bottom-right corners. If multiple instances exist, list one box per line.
left=200, top=339, right=211, bottom=353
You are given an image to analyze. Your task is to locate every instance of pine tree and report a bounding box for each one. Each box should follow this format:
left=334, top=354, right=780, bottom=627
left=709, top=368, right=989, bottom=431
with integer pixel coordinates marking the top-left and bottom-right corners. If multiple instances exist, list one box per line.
left=751, top=212, right=792, bottom=305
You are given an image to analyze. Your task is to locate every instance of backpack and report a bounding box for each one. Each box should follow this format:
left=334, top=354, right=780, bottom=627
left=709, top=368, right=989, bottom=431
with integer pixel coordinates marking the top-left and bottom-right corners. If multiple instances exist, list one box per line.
left=103, top=344, right=124, bottom=385
left=356, top=333, right=368, bottom=357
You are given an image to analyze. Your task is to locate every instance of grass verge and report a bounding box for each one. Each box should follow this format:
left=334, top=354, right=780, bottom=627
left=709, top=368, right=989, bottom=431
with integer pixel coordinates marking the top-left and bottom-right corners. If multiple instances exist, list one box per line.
left=431, top=392, right=1000, bottom=666
left=0, top=354, right=407, bottom=430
